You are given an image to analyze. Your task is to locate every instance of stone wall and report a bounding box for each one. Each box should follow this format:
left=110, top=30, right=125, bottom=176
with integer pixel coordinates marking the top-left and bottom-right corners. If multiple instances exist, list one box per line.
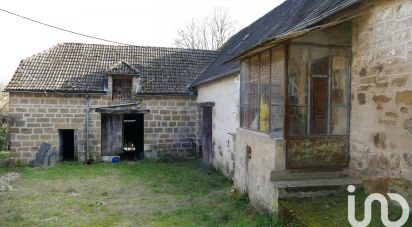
left=140, top=95, right=199, bottom=160
left=8, top=76, right=199, bottom=163
left=350, top=0, right=412, bottom=182
left=234, top=128, right=286, bottom=212
left=196, top=74, right=240, bottom=177
left=8, top=92, right=103, bottom=163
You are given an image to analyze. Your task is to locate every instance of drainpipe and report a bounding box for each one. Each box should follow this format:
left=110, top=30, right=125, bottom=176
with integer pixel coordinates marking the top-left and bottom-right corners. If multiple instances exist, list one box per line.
left=86, top=96, right=90, bottom=161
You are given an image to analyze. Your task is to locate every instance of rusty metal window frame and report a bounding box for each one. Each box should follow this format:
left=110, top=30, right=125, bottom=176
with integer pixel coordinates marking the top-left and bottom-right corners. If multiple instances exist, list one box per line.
left=288, top=43, right=351, bottom=138
left=239, top=45, right=286, bottom=137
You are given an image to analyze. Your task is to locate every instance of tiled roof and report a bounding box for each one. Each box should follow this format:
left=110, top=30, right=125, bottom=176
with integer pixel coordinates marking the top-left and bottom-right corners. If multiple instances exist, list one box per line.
left=192, top=0, right=361, bottom=86
left=105, top=60, right=140, bottom=75
left=5, top=43, right=218, bottom=95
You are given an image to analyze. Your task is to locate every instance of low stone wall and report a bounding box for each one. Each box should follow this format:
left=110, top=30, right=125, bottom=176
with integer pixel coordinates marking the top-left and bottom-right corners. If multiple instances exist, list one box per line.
left=234, top=128, right=286, bottom=212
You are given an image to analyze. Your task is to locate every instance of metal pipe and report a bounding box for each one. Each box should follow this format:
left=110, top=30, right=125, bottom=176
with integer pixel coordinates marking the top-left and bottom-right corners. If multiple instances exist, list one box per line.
left=86, top=96, right=90, bottom=161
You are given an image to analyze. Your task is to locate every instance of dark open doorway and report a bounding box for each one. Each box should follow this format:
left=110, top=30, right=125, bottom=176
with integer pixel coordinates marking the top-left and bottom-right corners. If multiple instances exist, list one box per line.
left=122, top=114, right=144, bottom=160
left=59, top=130, right=75, bottom=161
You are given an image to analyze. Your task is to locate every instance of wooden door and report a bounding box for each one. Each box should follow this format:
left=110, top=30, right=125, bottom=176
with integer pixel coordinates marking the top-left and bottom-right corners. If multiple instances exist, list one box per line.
left=202, top=107, right=213, bottom=164
left=311, top=77, right=329, bottom=134
left=101, top=114, right=123, bottom=156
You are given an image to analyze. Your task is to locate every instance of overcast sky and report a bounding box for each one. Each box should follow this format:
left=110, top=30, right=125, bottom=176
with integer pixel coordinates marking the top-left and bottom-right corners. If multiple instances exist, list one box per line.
left=0, top=0, right=284, bottom=84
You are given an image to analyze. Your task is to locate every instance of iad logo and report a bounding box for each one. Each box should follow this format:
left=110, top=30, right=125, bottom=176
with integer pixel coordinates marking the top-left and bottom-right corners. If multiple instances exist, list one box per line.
left=347, top=185, right=410, bottom=227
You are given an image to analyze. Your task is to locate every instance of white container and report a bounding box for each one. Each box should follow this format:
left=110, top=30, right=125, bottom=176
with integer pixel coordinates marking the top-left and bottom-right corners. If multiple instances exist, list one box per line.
left=102, top=156, right=120, bottom=163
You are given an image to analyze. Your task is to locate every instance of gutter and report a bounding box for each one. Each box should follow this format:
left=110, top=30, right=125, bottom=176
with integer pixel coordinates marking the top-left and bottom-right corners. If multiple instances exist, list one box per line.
left=191, top=68, right=240, bottom=87
left=86, top=96, right=90, bottom=161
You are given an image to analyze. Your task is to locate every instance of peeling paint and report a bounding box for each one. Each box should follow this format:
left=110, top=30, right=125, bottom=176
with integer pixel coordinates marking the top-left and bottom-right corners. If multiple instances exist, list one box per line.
left=357, top=93, right=366, bottom=105
left=395, top=91, right=412, bottom=106
left=404, top=119, right=412, bottom=134
left=403, top=154, right=412, bottom=168
left=400, top=107, right=408, bottom=113
left=391, top=77, right=407, bottom=87
left=359, top=67, right=368, bottom=77
left=373, top=95, right=391, bottom=104
left=373, top=132, right=387, bottom=149
left=385, top=112, right=398, bottom=118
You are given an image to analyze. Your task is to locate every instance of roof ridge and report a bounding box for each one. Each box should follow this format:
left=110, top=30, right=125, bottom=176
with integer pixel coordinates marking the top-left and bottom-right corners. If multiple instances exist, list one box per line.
left=59, top=42, right=220, bottom=54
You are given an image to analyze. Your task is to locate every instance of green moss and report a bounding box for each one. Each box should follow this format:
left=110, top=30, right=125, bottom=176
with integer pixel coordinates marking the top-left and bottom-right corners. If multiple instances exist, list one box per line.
left=280, top=188, right=412, bottom=227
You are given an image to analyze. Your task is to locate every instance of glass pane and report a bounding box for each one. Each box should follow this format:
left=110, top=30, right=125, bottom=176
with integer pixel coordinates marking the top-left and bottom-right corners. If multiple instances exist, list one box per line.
left=248, top=107, right=259, bottom=130
left=270, top=105, right=284, bottom=138
left=259, top=51, right=270, bottom=132
left=240, top=60, right=250, bottom=106
left=331, top=48, right=349, bottom=105
left=249, top=55, right=260, bottom=130
left=292, top=23, right=352, bottom=46
left=271, top=45, right=285, bottom=105
left=289, top=106, right=307, bottom=136
left=240, top=106, right=246, bottom=128
left=288, top=46, right=309, bottom=106
left=331, top=107, right=348, bottom=135
left=310, top=47, right=329, bottom=135
left=311, top=47, right=329, bottom=77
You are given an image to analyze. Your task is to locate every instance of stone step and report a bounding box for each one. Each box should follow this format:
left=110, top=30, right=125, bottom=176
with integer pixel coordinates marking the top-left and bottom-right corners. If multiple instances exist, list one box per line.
left=270, top=170, right=349, bottom=181
left=273, top=177, right=362, bottom=188
left=271, top=170, right=362, bottom=199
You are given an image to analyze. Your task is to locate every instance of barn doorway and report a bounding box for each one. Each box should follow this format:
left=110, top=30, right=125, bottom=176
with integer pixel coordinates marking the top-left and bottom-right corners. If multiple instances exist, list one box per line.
left=59, top=130, right=75, bottom=161
left=122, top=114, right=144, bottom=160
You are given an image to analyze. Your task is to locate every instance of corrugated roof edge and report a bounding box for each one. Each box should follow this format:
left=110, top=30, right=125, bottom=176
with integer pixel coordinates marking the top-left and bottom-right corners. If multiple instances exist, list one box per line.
left=192, top=0, right=363, bottom=87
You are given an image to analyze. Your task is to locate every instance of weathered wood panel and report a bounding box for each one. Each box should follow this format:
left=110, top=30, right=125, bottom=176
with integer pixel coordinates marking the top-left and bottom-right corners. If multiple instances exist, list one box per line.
left=287, top=136, right=348, bottom=170
left=101, top=114, right=123, bottom=156
left=202, top=107, right=213, bottom=164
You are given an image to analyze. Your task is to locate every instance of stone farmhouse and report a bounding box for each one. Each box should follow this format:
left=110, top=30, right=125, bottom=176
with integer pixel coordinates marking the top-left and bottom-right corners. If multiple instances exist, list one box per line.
left=5, top=0, right=412, bottom=212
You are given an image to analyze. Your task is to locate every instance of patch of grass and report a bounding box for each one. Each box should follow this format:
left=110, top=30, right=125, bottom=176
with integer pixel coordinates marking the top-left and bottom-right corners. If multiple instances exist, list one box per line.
left=0, top=160, right=276, bottom=226
left=280, top=188, right=412, bottom=227
left=0, top=150, right=9, bottom=160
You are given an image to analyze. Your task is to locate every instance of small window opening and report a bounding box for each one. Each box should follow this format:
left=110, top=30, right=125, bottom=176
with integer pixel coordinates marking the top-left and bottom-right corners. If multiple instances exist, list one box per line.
left=113, top=76, right=133, bottom=100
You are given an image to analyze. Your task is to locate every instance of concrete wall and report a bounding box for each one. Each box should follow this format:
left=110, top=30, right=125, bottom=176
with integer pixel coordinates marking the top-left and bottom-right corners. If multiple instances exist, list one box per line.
left=8, top=75, right=199, bottom=163
left=196, top=74, right=240, bottom=177
left=234, top=128, right=285, bottom=212
left=350, top=0, right=412, bottom=183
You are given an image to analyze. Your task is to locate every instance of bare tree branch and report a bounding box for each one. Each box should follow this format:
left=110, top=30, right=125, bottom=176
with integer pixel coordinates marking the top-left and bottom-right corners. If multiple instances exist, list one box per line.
left=174, top=7, right=239, bottom=50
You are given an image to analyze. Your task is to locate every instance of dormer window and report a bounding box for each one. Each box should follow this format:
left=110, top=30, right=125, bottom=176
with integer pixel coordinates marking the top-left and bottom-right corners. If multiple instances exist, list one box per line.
left=105, top=60, right=140, bottom=101
left=113, top=76, right=133, bottom=100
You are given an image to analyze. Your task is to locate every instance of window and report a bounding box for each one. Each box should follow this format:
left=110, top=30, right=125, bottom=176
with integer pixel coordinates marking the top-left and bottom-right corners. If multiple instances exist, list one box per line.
left=112, top=76, right=133, bottom=100
left=240, top=45, right=285, bottom=137
left=288, top=45, right=350, bottom=137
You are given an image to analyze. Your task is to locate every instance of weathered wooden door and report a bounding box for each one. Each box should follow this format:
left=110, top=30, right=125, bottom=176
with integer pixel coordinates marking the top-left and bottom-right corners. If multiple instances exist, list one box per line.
left=202, top=107, right=213, bottom=164
left=311, top=77, right=329, bottom=134
left=101, top=114, right=123, bottom=156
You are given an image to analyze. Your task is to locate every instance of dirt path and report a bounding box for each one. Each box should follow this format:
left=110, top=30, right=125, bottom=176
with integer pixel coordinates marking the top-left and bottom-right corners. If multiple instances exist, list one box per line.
left=0, top=172, right=20, bottom=191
